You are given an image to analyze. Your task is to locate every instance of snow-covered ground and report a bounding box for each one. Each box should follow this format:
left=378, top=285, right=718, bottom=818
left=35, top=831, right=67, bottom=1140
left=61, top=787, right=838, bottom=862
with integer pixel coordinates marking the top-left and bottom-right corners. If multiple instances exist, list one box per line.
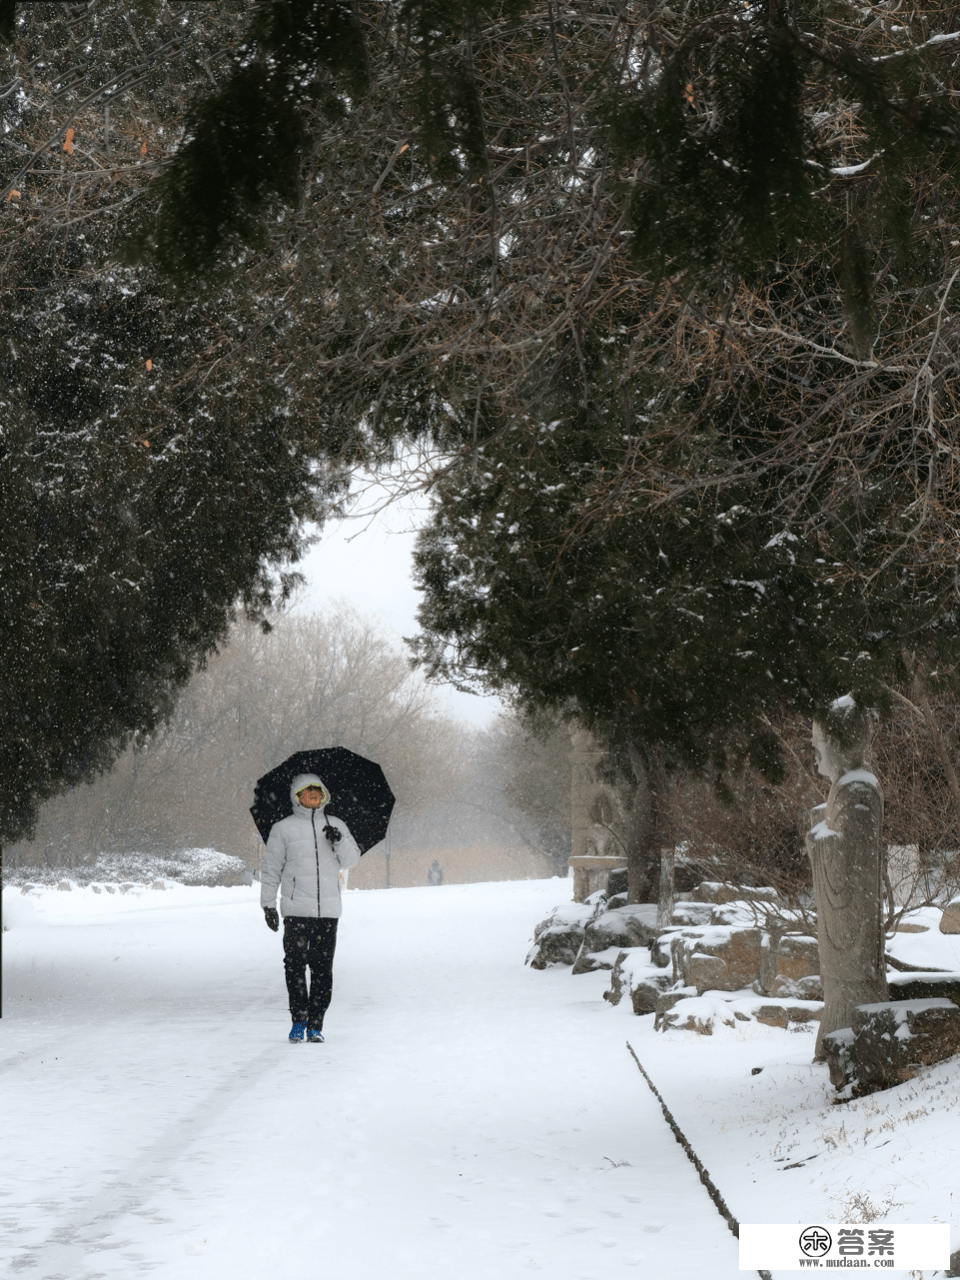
left=2, top=878, right=959, bottom=1278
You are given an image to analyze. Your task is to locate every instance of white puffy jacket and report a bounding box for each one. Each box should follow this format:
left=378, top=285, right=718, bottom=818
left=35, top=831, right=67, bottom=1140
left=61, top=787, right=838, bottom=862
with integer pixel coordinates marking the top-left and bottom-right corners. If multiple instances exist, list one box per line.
left=260, top=773, right=361, bottom=919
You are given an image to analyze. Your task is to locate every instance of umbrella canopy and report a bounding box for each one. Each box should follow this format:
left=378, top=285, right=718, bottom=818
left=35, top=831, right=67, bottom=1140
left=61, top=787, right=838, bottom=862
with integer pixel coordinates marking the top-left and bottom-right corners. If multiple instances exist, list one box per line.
left=250, top=747, right=394, bottom=854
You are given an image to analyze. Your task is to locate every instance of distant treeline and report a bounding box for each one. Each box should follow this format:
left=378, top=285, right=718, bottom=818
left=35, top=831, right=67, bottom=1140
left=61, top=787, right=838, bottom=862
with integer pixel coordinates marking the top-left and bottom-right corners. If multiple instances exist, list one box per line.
left=9, top=607, right=574, bottom=878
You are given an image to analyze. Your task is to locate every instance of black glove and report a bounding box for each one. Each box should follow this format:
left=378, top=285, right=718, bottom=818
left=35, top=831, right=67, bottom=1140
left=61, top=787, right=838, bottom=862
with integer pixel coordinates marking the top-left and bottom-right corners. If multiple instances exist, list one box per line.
left=263, top=907, right=279, bottom=932
left=323, top=824, right=342, bottom=846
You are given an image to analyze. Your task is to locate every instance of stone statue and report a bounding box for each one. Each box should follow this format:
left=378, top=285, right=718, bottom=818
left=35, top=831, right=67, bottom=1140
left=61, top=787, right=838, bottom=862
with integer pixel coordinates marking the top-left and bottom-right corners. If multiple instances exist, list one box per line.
left=805, top=701, right=887, bottom=1058
left=567, top=723, right=627, bottom=900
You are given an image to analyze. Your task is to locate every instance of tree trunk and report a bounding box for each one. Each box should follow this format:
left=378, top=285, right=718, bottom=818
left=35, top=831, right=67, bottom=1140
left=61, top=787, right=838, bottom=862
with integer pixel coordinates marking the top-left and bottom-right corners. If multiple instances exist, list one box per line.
left=893, top=653, right=960, bottom=846
left=656, top=845, right=675, bottom=930
left=626, top=744, right=664, bottom=904
left=914, top=688, right=960, bottom=842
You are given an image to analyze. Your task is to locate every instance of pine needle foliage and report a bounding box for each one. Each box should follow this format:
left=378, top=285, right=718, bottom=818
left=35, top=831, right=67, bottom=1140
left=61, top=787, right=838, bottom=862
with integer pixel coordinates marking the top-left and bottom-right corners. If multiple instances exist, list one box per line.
left=610, top=1, right=960, bottom=351
left=8, top=0, right=960, bottom=813
left=0, top=3, right=362, bottom=841
left=122, top=0, right=534, bottom=283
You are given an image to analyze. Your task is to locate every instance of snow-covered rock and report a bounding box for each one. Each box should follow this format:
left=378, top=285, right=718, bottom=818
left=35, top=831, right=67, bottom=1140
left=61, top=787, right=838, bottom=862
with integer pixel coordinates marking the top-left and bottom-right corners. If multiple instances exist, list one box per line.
left=825, top=998, right=960, bottom=1094
left=750, top=1001, right=821, bottom=1028
left=571, top=904, right=659, bottom=974
left=691, top=882, right=781, bottom=906
left=669, top=901, right=713, bottom=927
left=707, top=900, right=771, bottom=926
left=940, top=898, right=960, bottom=933
left=650, top=987, right=823, bottom=1033
left=757, top=932, right=820, bottom=994
left=654, top=986, right=699, bottom=1029
left=603, top=949, right=674, bottom=1012
left=795, top=974, right=823, bottom=1000
left=628, top=972, right=675, bottom=1015
left=887, top=971, right=960, bottom=1003
left=669, top=926, right=763, bottom=993
left=650, top=929, right=681, bottom=969
left=655, top=925, right=821, bottom=997
left=527, top=901, right=596, bottom=969
left=571, top=945, right=623, bottom=974
left=532, top=901, right=595, bottom=940
left=602, top=948, right=640, bottom=1005
left=527, top=925, right=585, bottom=968
left=606, top=867, right=628, bottom=897
left=769, top=973, right=824, bottom=1001
left=657, top=995, right=744, bottom=1034
left=772, top=934, right=819, bottom=982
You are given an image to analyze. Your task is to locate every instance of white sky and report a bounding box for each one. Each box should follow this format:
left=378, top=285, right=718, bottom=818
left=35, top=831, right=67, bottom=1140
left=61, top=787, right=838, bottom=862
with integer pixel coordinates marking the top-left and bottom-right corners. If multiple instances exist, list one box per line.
left=291, top=481, right=505, bottom=728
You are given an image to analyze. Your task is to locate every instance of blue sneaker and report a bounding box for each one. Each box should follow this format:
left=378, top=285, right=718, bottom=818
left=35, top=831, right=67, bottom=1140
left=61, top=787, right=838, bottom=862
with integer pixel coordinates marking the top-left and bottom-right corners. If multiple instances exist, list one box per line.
left=289, top=1021, right=306, bottom=1042
left=307, top=1028, right=325, bottom=1043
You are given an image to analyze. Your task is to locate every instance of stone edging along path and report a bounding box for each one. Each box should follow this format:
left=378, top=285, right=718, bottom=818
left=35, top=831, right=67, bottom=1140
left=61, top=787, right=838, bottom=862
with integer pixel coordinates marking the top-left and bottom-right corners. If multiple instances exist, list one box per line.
left=626, top=1040, right=773, bottom=1280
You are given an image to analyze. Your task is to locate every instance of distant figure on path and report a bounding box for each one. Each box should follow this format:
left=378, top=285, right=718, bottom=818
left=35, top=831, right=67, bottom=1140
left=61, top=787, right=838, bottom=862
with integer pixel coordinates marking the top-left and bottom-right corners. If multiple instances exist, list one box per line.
left=427, top=859, right=444, bottom=886
left=260, top=774, right=360, bottom=1043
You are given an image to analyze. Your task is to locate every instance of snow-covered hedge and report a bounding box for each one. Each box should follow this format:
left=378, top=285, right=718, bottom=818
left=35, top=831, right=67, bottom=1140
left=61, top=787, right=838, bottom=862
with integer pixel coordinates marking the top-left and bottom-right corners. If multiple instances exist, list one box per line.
left=6, top=847, right=252, bottom=888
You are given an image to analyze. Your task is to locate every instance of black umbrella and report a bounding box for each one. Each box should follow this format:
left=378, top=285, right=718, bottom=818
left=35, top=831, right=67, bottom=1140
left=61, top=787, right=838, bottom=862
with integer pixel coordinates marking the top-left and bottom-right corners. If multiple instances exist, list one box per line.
left=250, top=747, right=395, bottom=854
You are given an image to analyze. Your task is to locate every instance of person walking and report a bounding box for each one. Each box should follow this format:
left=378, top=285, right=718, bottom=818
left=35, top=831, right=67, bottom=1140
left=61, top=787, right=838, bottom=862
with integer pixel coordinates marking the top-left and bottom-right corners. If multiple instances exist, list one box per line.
left=260, top=773, right=361, bottom=1042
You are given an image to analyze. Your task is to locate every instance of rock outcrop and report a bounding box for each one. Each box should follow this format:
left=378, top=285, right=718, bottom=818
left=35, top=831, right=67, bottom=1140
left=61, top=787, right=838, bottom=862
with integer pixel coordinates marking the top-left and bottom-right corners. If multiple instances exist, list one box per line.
left=657, top=995, right=742, bottom=1034
left=572, top=904, right=659, bottom=974
left=526, top=902, right=597, bottom=969
left=603, top=950, right=674, bottom=1013
left=666, top=926, right=764, bottom=994
left=691, top=882, right=781, bottom=907
left=824, top=998, right=960, bottom=1093
left=888, top=971, right=960, bottom=1003
left=940, top=899, right=960, bottom=933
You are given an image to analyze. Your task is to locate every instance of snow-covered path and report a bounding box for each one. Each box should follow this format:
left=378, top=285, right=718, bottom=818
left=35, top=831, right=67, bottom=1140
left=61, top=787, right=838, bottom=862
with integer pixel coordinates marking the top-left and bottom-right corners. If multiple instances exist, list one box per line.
left=1, top=879, right=743, bottom=1279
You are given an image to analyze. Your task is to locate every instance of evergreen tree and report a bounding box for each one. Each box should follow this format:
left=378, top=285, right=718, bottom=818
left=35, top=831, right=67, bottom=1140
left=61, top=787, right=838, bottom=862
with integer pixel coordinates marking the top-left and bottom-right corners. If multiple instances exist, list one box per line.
left=0, top=225, right=325, bottom=844
left=408, top=306, right=960, bottom=894
left=611, top=1, right=960, bottom=335
left=0, top=3, right=356, bottom=846
left=90, top=1, right=960, bottom=311
left=7, top=0, right=960, bottom=878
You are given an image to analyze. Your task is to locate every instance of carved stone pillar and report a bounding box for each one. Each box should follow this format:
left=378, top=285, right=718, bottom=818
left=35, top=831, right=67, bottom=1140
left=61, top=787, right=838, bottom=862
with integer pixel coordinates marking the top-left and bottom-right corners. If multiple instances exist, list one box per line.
left=806, top=706, right=887, bottom=1058
left=567, top=725, right=624, bottom=901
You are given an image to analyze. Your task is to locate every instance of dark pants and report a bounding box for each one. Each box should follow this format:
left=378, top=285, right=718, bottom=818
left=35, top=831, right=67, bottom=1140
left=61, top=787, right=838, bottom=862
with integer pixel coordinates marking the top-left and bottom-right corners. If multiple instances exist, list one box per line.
left=282, top=916, right=339, bottom=1029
